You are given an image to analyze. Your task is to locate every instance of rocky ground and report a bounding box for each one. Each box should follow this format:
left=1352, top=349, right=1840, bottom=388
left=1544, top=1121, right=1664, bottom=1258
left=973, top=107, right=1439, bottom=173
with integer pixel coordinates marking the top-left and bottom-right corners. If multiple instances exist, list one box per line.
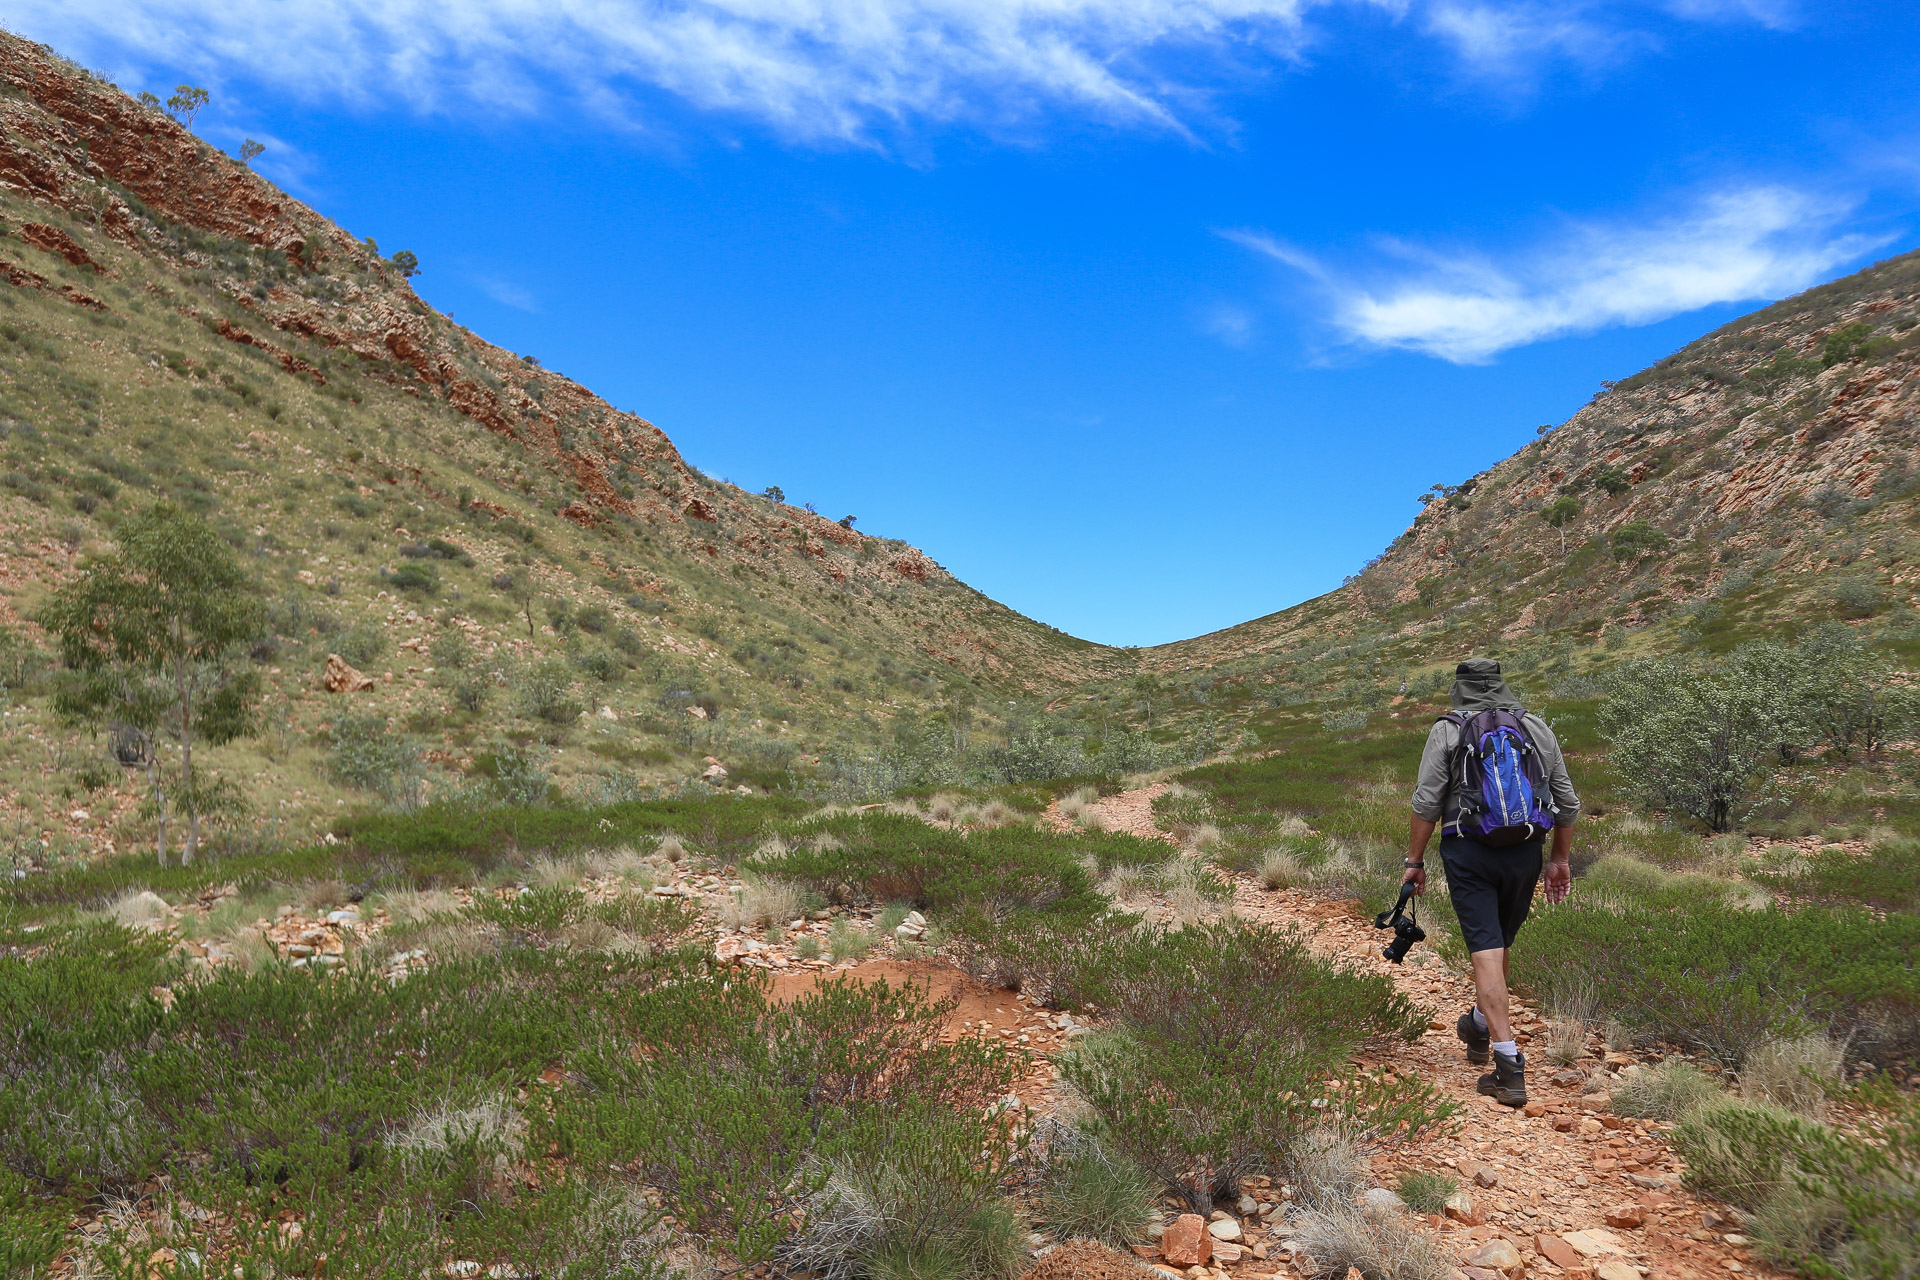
left=67, top=784, right=1774, bottom=1280
left=1026, top=785, right=1773, bottom=1280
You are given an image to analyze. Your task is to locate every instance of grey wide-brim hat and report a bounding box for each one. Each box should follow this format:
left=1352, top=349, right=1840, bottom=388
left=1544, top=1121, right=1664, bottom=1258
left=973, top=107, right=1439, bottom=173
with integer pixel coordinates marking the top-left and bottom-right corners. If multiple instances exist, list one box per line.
left=1450, top=658, right=1523, bottom=712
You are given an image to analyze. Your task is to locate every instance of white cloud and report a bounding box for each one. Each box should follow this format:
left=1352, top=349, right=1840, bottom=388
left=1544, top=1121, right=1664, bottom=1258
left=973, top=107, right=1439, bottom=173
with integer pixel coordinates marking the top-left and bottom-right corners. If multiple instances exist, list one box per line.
left=1201, top=302, right=1257, bottom=346
left=11, top=0, right=1787, bottom=142
left=1423, top=3, right=1633, bottom=76
left=472, top=275, right=541, bottom=312
left=1230, top=186, right=1887, bottom=363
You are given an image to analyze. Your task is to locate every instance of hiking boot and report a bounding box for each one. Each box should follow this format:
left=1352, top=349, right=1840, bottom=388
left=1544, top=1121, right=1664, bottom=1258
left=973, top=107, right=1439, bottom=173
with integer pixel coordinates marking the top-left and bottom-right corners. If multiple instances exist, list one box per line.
left=1456, top=1009, right=1490, bottom=1065
left=1477, top=1049, right=1528, bottom=1108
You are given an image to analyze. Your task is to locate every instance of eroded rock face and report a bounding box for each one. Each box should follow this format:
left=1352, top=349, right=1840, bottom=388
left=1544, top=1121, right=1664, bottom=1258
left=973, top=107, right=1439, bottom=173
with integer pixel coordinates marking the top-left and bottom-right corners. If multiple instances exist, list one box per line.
left=323, top=653, right=375, bottom=693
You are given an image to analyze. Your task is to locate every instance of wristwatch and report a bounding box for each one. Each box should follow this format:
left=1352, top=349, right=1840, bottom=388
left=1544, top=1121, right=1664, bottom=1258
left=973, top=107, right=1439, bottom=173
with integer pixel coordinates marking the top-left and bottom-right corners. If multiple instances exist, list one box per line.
left=1404, top=860, right=1424, bottom=868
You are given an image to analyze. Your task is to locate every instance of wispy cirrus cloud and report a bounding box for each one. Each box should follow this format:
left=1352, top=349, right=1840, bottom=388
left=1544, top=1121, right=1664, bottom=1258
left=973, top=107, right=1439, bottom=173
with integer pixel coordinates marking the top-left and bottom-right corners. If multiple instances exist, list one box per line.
left=15, top=0, right=1787, bottom=143
left=1225, top=185, right=1886, bottom=363
left=472, top=275, right=541, bottom=313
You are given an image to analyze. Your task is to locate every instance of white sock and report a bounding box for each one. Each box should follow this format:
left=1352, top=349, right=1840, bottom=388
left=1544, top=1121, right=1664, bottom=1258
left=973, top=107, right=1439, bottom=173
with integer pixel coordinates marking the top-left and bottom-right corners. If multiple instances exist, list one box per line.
left=1490, top=1040, right=1518, bottom=1058
left=1471, top=1007, right=1487, bottom=1031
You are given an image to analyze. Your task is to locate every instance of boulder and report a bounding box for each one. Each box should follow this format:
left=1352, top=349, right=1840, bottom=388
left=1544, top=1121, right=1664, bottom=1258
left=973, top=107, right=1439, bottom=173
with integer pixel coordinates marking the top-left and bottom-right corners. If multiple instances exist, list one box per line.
left=1445, top=1190, right=1484, bottom=1225
left=1603, top=1204, right=1647, bottom=1229
left=1463, top=1239, right=1524, bottom=1277
left=323, top=653, right=376, bottom=692
left=1161, top=1215, right=1213, bottom=1267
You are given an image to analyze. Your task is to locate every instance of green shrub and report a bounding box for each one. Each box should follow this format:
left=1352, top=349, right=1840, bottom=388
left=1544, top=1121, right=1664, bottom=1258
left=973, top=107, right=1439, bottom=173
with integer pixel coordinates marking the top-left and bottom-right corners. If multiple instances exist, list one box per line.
left=430, top=628, right=472, bottom=670
left=1603, top=656, right=1783, bottom=832
left=335, top=620, right=388, bottom=667
left=330, top=710, right=426, bottom=811
left=575, top=647, right=623, bottom=684
left=1394, top=1169, right=1457, bottom=1215
left=389, top=561, right=439, bottom=594
left=1059, top=922, right=1440, bottom=1209
left=1610, top=521, right=1668, bottom=560
left=519, top=657, right=584, bottom=725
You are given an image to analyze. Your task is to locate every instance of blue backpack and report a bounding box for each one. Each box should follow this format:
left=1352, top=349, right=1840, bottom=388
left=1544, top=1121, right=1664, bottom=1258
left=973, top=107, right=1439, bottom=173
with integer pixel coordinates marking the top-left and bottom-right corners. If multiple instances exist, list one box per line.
left=1440, top=708, right=1556, bottom=847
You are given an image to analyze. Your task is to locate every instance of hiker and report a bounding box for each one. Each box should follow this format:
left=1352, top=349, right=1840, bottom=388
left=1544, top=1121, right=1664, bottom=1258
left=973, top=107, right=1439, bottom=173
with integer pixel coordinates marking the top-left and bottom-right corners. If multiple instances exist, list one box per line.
left=1403, top=658, right=1579, bottom=1108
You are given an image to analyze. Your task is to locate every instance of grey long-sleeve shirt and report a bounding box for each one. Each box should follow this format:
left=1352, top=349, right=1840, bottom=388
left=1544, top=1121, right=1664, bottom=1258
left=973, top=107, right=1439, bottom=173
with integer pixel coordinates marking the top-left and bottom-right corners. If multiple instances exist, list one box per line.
left=1410, top=712, right=1581, bottom=833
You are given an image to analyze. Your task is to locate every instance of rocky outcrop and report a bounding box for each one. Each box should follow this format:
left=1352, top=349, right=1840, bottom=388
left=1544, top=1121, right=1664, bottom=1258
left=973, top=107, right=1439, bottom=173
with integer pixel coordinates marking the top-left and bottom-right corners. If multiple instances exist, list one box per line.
left=322, top=654, right=376, bottom=693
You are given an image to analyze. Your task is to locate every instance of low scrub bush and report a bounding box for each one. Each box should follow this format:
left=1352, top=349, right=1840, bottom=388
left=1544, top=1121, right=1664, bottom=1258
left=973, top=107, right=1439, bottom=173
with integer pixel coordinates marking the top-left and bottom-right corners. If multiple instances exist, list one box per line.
left=1058, top=922, right=1442, bottom=1209
left=748, top=813, right=1166, bottom=920
left=559, top=973, right=1021, bottom=1263
left=1755, top=839, right=1920, bottom=913
left=0, top=920, right=700, bottom=1275
left=1511, top=896, right=1920, bottom=1065
left=1672, top=1095, right=1919, bottom=1280
left=330, top=709, right=427, bottom=811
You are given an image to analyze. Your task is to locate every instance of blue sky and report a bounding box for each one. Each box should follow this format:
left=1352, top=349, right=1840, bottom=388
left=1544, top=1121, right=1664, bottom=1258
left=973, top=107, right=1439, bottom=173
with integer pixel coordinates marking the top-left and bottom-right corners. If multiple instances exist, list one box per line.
left=18, top=1, right=1920, bottom=644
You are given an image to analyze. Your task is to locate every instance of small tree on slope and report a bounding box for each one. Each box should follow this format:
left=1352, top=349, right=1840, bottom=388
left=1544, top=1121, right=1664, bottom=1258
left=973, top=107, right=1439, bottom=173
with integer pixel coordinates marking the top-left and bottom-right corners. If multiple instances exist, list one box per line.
left=45, top=503, right=264, bottom=864
left=1603, top=657, right=1776, bottom=834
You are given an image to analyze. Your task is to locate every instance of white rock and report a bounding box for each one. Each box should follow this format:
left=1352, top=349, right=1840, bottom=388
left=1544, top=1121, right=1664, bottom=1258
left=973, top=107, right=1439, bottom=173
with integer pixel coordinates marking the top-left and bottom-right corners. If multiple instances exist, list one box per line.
left=1362, top=1188, right=1406, bottom=1213
left=1207, top=1218, right=1242, bottom=1241
left=1239, top=1195, right=1259, bottom=1214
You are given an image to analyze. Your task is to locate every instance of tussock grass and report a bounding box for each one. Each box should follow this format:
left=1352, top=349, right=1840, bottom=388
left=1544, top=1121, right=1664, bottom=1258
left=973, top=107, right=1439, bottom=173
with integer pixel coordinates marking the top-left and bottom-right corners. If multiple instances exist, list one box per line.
left=107, top=889, right=169, bottom=928
left=1293, top=1203, right=1452, bottom=1280
left=1543, top=1018, right=1591, bottom=1066
left=1291, top=1125, right=1368, bottom=1211
left=1741, top=1035, right=1845, bottom=1118
left=1611, top=1061, right=1724, bottom=1120
left=1259, top=849, right=1308, bottom=890
left=829, top=919, right=874, bottom=961
left=1393, top=1169, right=1457, bottom=1216
left=722, top=877, right=807, bottom=930
left=1038, top=1127, right=1157, bottom=1245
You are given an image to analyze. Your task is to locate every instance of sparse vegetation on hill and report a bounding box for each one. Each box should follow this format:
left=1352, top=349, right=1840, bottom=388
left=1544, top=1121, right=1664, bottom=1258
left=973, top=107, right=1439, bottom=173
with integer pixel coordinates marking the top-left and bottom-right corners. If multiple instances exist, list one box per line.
left=1, top=27, right=1920, bottom=1280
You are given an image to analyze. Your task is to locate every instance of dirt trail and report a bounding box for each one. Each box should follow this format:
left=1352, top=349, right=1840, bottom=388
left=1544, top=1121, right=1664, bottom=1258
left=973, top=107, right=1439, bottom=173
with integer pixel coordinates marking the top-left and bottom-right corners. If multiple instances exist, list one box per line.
left=1041, top=786, right=1771, bottom=1280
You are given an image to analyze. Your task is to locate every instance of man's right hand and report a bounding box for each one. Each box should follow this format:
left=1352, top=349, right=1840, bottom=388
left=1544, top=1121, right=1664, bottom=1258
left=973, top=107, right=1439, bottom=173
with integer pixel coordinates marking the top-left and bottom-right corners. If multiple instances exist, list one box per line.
left=1544, top=856, right=1571, bottom=904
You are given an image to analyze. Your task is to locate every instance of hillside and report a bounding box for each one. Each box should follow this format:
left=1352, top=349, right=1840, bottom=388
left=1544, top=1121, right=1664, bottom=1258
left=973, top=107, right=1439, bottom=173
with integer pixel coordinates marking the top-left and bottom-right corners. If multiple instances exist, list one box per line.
left=1057, top=249, right=1920, bottom=747
left=0, top=32, right=1148, bottom=855
left=4, top=22, right=1920, bottom=854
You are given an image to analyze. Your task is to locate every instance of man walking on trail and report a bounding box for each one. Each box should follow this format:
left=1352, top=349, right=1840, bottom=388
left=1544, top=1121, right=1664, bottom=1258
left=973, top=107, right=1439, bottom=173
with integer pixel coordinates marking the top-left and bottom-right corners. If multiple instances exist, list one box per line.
left=1403, top=658, right=1579, bottom=1108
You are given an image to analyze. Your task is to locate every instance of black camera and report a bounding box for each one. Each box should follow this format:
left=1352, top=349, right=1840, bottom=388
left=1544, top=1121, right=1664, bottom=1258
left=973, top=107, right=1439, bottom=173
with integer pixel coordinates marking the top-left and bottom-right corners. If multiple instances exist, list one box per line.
left=1374, top=882, right=1425, bottom=964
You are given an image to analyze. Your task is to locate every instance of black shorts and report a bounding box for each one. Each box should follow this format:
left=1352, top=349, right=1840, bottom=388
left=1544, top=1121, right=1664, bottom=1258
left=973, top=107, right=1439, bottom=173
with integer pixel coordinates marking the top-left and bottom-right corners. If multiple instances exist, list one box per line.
left=1440, top=834, right=1544, bottom=954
